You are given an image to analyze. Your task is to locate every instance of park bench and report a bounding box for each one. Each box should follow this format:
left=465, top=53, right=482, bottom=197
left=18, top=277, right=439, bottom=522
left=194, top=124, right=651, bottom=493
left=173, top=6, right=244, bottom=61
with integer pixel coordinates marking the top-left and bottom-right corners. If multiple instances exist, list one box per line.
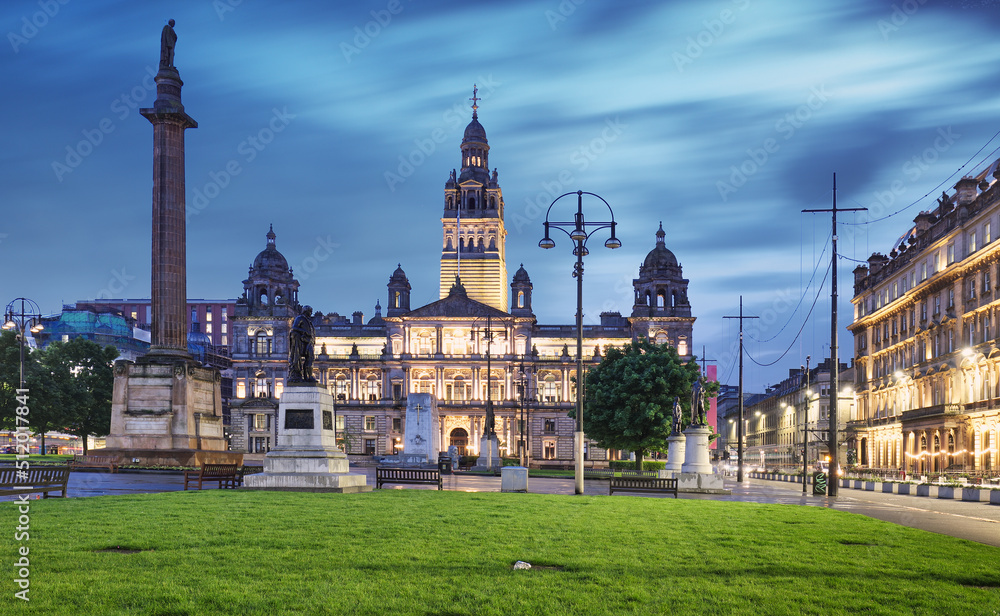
left=235, top=465, right=264, bottom=487
left=609, top=476, right=678, bottom=498
left=584, top=468, right=615, bottom=480
left=0, top=466, right=70, bottom=498
left=183, top=464, right=239, bottom=490
left=69, top=454, right=120, bottom=473
left=376, top=467, right=442, bottom=490
left=619, top=469, right=658, bottom=478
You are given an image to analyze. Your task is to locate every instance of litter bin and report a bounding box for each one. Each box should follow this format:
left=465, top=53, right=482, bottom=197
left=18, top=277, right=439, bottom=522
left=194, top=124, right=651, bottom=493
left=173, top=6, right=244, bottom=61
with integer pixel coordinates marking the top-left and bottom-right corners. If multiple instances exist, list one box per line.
left=438, top=453, right=452, bottom=475
left=812, top=471, right=827, bottom=495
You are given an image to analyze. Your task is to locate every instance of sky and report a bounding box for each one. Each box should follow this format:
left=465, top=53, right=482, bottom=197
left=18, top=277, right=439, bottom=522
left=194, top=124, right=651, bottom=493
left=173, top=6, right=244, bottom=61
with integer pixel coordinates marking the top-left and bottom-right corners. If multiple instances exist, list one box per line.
left=4, top=0, right=1000, bottom=393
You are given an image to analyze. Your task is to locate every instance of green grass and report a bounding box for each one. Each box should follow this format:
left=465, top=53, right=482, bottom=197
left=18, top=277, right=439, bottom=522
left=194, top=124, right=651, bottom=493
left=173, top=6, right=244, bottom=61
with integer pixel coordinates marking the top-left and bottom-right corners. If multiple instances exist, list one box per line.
left=0, top=454, right=73, bottom=464
left=2, top=490, right=998, bottom=615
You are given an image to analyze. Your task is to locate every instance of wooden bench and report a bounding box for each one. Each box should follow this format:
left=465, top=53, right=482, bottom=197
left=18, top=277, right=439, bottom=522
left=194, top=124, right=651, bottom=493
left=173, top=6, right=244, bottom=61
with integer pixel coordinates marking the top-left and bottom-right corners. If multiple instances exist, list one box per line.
left=584, top=468, right=615, bottom=480
left=69, top=454, right=120, bottom=473
left=0, top=466, right=70, bottom=498
left=620, top=469, right=658, bottom=478
left=609, top=477, right=678, bottom=498
left=376, top=467, right=442, bottom=490
left=235, top=465, right=264, bottom=487
left=183, top=464, right=239, bottom=490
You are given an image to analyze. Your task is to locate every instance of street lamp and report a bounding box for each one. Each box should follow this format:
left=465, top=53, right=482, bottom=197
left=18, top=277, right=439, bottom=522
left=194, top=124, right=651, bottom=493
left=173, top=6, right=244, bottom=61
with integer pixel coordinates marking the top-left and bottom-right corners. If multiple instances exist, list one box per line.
left=539, top=190, right=620, bottom=495
left=516, top=359, right=529, bottom=467
left=470, top=313, right=509, bottom=467
left=4, top=298, right=43, bottom=454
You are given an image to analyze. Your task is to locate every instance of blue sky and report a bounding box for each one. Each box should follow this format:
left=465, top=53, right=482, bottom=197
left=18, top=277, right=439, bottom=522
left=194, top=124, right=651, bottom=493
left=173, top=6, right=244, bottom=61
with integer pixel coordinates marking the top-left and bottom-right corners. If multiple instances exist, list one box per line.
left=4, top=0, right=1000, bottom=392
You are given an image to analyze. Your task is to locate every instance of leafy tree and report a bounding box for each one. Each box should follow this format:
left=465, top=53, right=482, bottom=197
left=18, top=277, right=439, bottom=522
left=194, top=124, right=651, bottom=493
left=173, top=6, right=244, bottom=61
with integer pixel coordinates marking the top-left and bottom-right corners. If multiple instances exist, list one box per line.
left=0, top=332, right=117, bottom=453
left=46, top=338, right=118, bottom=454
left=574, top=338, right=699, bottom=470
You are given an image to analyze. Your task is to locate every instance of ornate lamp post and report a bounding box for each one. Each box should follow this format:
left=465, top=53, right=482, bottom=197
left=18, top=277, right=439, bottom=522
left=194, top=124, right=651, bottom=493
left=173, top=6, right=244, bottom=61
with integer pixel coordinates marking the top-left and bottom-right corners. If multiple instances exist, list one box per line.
left=516, top=358, right=529, bottom=467
left=539, top=190, right=620, bottom=494
left=471, top=314, right=509, bottom=465
left=3, top=298, right=43, bottom=453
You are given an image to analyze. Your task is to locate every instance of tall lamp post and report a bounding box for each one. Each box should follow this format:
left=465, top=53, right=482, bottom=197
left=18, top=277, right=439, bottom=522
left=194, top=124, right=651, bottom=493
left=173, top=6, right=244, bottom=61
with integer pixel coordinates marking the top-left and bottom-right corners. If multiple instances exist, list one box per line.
left=3, top=298, right=43, bottom=453
left=471, top=314, right=508, bottom=465
left=539, top=190, right=620, bottom=495
left=516, top=359, right=528, bottom=467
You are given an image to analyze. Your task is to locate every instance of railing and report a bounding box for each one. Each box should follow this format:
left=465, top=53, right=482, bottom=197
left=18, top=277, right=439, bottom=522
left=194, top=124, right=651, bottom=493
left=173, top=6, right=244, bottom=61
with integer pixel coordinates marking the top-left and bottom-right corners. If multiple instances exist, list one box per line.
left=900, top=403, right=963, bottom=421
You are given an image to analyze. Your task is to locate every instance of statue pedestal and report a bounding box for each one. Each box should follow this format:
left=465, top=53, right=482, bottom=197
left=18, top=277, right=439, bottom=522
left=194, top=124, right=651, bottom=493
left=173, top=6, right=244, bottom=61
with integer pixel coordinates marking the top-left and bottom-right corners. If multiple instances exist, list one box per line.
left=99, top=355, right=242, bottom=467
left=473, top=435, right=501, bottom=471
left=681, top=425, right=713, bottom=474
left=244, top=384, right=369, bottom=492
left=665, top=433, right=686, bottom=472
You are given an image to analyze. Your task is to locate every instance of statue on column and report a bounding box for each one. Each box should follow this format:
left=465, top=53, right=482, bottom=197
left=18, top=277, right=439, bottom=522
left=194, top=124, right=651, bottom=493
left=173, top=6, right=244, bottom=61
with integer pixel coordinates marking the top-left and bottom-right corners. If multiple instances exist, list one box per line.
left=160, top=19, right=177, bottom=69
left=672, top=396, right=684, bottom=435
left=288, top=306, right=316, bottom=383
left=484, top=401, right=495, bottom=437
left=690, top=378, right=707, bottom=426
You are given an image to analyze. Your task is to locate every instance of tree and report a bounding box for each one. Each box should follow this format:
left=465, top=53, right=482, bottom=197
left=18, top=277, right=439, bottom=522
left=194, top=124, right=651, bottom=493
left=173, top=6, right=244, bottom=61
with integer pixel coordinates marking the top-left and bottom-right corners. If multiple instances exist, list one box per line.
left=575, top=338, right=699, bottom=470
left=0, top=332, right=117, bottom=454
left=46, top=338, right=118, bottom=454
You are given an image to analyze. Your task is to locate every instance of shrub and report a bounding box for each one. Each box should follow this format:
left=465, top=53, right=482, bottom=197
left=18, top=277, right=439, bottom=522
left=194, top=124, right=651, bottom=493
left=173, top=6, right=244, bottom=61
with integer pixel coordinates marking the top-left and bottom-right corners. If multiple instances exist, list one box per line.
left=608, top=460, right=666, bottom=471
left=501, top=458, right=520, bottom=467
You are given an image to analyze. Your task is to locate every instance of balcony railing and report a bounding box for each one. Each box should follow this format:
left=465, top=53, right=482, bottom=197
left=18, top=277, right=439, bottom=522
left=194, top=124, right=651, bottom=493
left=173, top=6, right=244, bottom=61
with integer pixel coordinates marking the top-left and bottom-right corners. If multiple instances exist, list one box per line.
left=900, top=403, right=963, bottom=421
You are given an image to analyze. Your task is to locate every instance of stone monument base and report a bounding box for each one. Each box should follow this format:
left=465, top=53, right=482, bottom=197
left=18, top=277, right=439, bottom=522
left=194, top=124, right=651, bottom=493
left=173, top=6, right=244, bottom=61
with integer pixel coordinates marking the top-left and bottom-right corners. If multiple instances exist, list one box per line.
left=243, top=383, right=369, bottom=493
left=103, top=353, right=236, bottom=467
left=665, top=433, right=685, bottom=472
left=473, top=435, right=501, bottom=471
left=671, top=471, right=729, bottom=494
left=681, top=425, right=713, bottom=474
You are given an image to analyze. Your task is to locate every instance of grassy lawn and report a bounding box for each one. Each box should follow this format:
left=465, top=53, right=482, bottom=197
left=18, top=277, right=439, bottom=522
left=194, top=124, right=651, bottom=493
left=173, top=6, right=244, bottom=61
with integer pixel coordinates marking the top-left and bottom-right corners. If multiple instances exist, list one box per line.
left=0, top=454, right=73, bottom=464
left=1, top=491, right=997, bottom=615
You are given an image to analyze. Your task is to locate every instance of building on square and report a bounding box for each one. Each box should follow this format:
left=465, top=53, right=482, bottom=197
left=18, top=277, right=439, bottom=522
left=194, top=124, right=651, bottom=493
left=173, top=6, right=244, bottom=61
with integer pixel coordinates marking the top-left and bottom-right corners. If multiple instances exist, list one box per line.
left=229, top=104, right=698, bottom=465
left=848, top=157, right=1000, bottom=476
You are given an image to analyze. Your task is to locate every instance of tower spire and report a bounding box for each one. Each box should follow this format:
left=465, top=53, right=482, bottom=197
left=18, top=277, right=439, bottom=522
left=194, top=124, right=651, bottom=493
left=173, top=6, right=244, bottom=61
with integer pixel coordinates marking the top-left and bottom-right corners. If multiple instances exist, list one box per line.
left=469, top=84, right=479, bottom=119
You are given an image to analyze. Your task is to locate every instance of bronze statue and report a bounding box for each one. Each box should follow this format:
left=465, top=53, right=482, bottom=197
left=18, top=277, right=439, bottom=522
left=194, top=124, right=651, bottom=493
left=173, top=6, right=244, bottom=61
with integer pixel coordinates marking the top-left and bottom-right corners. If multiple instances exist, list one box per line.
left=672, top=396, right=683, bottom=435
left=160, top=19, right=177, bottom=68
left=288, top=306, right=316, bottom=382
left=484, top=401, right=495, bottom=437
left=691, top=379, right=706, bottom=426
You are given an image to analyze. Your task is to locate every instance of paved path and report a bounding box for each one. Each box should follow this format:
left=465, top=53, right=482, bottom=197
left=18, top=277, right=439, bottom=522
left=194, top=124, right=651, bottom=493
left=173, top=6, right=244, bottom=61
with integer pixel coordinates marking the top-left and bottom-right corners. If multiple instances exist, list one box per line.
left=9, top=469, right=1000, bottom=548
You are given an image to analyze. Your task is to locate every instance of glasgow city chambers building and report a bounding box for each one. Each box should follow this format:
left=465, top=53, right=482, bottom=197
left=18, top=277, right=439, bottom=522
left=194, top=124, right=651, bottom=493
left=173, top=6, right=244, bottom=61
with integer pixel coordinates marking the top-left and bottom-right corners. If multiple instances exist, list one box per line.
left=228, top=105, right=696, bottom=466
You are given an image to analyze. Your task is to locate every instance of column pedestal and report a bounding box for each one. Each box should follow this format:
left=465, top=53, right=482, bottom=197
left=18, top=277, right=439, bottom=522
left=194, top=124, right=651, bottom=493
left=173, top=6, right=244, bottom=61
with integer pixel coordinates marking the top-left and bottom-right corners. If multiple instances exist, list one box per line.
left=681, top=425, right=713, bottom=474
left=666, top=433, right=686, bottom=472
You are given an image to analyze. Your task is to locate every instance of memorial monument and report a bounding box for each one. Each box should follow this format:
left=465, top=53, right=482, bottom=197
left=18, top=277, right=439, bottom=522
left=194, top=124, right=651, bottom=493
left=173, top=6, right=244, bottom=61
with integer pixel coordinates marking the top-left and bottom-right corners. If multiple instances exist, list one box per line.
left=101, top=20, right=239, bottom=466
left=665, top=396, right=685, bottom=472
left=401, top=393, right=440, bottom=464
left=244, top=306, right=369, bottom=492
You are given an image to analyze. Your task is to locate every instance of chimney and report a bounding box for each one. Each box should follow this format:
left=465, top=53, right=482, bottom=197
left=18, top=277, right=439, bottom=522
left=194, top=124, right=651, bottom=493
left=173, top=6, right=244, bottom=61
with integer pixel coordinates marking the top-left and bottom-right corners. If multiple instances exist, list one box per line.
left=955, top=177, right=979, bottom=206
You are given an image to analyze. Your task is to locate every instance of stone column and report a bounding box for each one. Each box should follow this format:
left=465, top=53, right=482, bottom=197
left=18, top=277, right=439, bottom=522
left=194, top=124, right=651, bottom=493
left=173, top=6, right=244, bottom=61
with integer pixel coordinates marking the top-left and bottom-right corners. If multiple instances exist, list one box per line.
left=140, top=65, right=197, bottom=356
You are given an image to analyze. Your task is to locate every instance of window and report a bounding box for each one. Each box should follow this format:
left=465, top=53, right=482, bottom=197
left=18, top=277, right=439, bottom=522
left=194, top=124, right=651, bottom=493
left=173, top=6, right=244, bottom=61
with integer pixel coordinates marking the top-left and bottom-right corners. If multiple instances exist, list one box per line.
left=948, top=330, right=954, bottom=353
left=254, top=373, right=269, bottom=398
left=986, top=221, right=992, bottom=245
left=333, top=375, right=349, bottom=401
left=970, top=277, right=977, bottom=300
left=392, top=417, right=401, bottom=432
left=985, top=271, right=992, bottom=294
left=206, top=323, right=213, bottom=335
left=947, top=243, right=955, bottom=264
left=252, top=414, right=268, bottom=431
left=970, top=231, right=978, bottom=254
left=366, top=378, right=379, bottom=402
left=921, top=301, right=927, bottom=321
left=335, top=415, right=345, bottom=430
left=206, top=307, right=213, bottom=322
left=364, top=439, right=376, bottom=455
left=364, top=416, right=377, bottom=431
left=392, top=382, right=403, bottom=402
left=251, top=437, right=270, bottom=453
left=948, top=288, right=955, bottom=308
left=236, top=381, right=246, bottom=399
left=221, top=335, right=228, bottom=347
left=254, top=332, right=271, bottom=356
left=543, top=440, right=557, bottom=460
left=921, top=262, right=928, bottom=281
left=544, top=419, right=556, bottom=433
left=934, top=296, right=941, bottom=315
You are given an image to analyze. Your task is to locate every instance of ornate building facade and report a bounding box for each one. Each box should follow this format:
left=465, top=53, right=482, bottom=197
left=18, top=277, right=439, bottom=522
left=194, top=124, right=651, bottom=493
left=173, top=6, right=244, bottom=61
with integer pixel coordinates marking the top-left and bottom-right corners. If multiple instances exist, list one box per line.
left=230, top=103, right=696, bottom=465
left=849, top=158, right=1000, bottom=475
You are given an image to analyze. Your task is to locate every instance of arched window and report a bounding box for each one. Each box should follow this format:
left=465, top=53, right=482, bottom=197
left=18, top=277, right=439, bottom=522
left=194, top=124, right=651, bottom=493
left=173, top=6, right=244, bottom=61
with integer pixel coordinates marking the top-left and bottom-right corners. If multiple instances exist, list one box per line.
left=490, top=197, right=497, bottom=209
left=656, top=291, right=666, bottom=309
left=517, top=291, right=524, bottom=308
left=394, top=291, right=400, bottom=308
left=645, top=291, right=652, bottom=306
left=254, top=371, right=270, bottom=398
left=333, top=374, right=349, bottom=401
left=468, top=196, right=476, bottom=209
left=254, top=332, right=271, bottom=357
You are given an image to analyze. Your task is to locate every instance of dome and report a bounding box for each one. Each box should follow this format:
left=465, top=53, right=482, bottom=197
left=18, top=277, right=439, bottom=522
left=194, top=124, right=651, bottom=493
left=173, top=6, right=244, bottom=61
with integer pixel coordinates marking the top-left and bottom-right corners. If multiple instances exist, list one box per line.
left=512, top=264, right=530, bottom=283
left=642, top=222, right=678, bottom=270
left=462, top=117, right=487, bottom=145
left=252, top=225, right=290, bottom=276
left=389, top=263, right=409, bottom=284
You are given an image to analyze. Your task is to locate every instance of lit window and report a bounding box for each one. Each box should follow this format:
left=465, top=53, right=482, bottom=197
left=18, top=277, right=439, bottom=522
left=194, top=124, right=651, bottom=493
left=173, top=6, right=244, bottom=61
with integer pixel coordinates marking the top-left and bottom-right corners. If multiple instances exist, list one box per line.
left=986, top=222, right=992, bottom=244
left=236, top=381, right=246, bottom=399
left=543, top=440, right=557, bottom=460
left=970, top=232, right=978, bottom=254
left=365, top=416, right=377, bottom=431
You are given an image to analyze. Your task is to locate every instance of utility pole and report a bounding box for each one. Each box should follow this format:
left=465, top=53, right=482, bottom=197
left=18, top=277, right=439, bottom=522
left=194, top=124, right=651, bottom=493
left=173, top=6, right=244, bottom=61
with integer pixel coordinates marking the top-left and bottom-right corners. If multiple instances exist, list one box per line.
left=724, top=296, right=758, bottom=483
left=803, top=173, right=865, bottom=496
left=802, top=356, right=810, bottom=494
